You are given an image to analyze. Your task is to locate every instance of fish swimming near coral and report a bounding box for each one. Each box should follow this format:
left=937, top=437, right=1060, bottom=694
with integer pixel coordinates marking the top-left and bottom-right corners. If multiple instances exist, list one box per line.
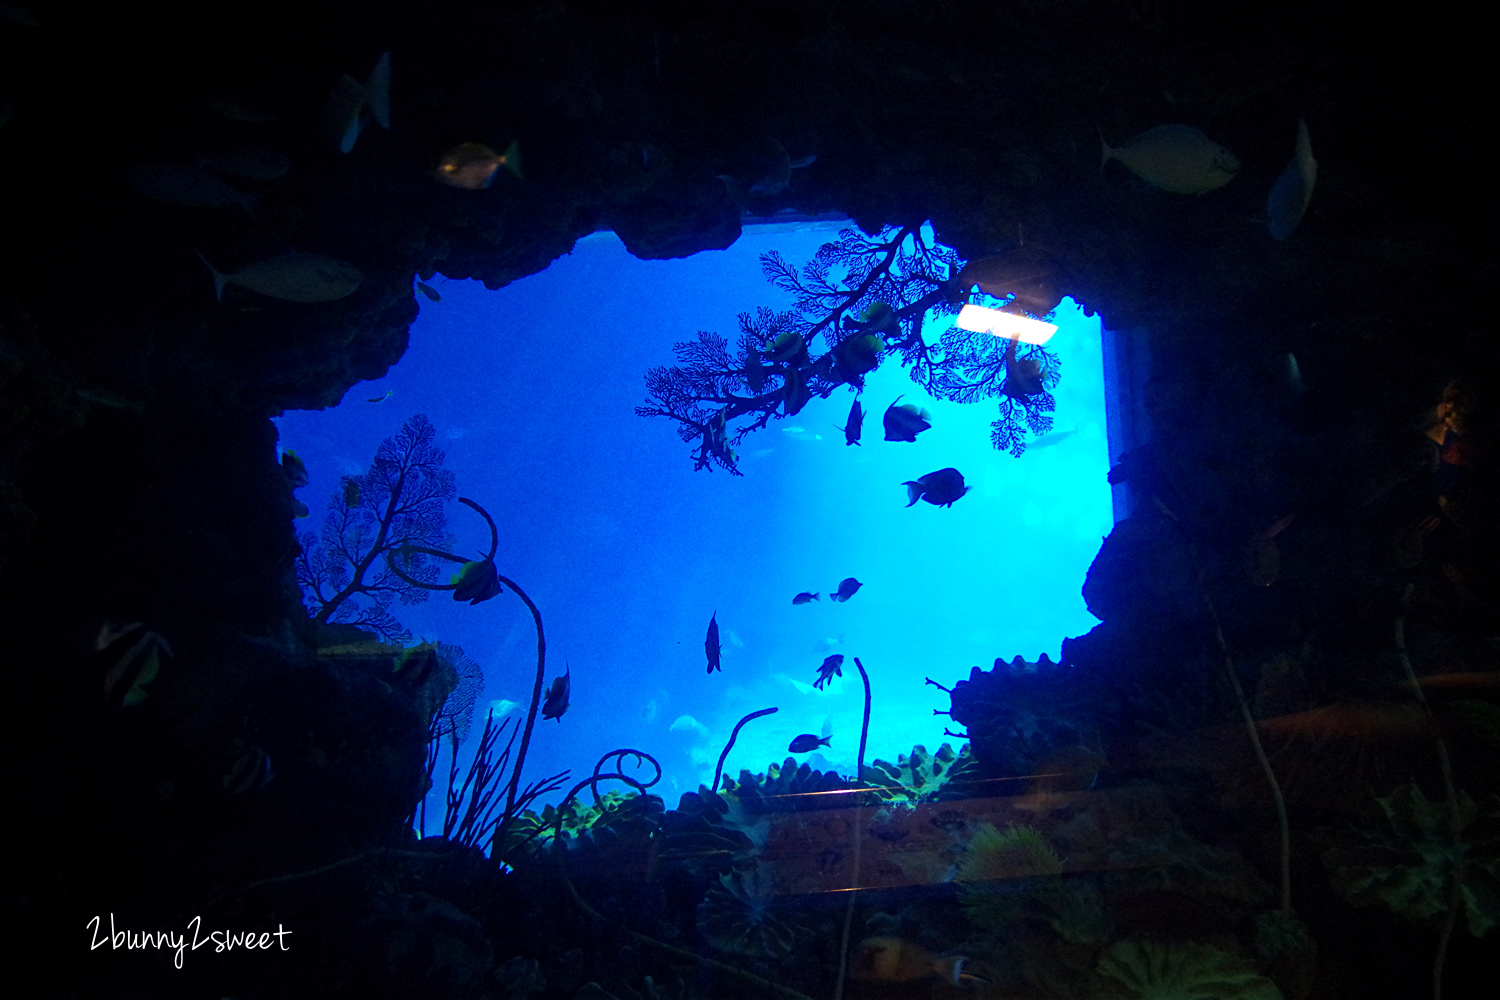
left=97, top=621, right=172, bottom=708
left=342, top=478, right=361, bottom=507
left=1000, top=335, right=1045, bottom=398
left=792, top=591, right=820, bottom=605
left=128, top=162, right=258, bottom=213
left=788, top=733, right=831, bottom=754
left=451, top=557, right=502, bottom=604
left=433, top=139, right=522, bottom=189
left=367, top=389, right=393, bottom=403
left=764, top=331, right=808, bottom=366
left=200, top=251, right=362, bottom=303
left=814, top=654, right=844, bottom=690
left=840, top=399, right=864, bottom=446
left=832, top=333, right=882, bottom=383
left=416, top=281, right=441, bottom=302
left=903, top=468, right=971, bottom=507
left=882, top=396, right=932, bottom=442
left=706, top=612, right=722, bottom=673
left=1267, top=118, right=1317, bottom=240
left=326, top=51, right=391, bottom=153
left=829, top=577, right=862, bottom=603
left=280, top=449, right=308, bottom=488
left=782, top=366, right=811, bottom=416
left=850, top=937, right=981, bottom=987
left=541, top=663, right=571, bottom=721
left=1100, top=123, right=1240, bottom=194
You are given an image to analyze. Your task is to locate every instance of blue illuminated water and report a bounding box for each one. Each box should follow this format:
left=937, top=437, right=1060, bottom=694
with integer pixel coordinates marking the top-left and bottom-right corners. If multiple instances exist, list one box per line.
left=272, top=224, right=1113, bottom=822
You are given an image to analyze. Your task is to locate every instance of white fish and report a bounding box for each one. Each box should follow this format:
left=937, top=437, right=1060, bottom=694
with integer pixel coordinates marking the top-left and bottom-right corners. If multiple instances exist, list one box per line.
left=727, top=629, right=745, bottom=649
left=1267, top=118, right=1317, bottom=240
left=1286, top=353, right=1305, bottom=393
left=1028, top=423, right=1082, bottom=449
left=200, top=251, right=363, bottom=303
left=669, top=714, right=709, bottom=737
left=327, top=51, right=391, bottom=153
left=1100, top=123, right=1240, bottom=194
left=488, top=698, right=519, bottom=717
left=128, top=162, right=257, bottom=212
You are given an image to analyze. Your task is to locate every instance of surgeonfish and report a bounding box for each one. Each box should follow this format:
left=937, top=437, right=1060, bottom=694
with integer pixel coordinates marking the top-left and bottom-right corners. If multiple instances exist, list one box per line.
left=200, top=251, right=362, bottom=303
left=434, top=140, right=522, bottom=189
left=541, top=663, right=571, bottom=721
left=1100, top=123, right=1240, bottom=194
left=705, top=612, right=722, bottom=673
left=788, top=733, right=831, bottom=754
left=416, top=282, right=441, bottom=302
left=882, top=396, right=932, bottom=442
left=1267, top=118, right=1317, bottom=240
left=127, top=162, right=258, bottom=213
left=830, top=577, right=862, bottom=603
left=792, top=591, right=820, bottom=605
left=903, top=468, right=971, bottom=508
left=850, top=937, right=982, bottom=987
left=201, top=147, right=292, bottom=181
left=841, top=398, right=863, bottom=446
left=280, top=449, right=308, bottom=488
left=326, top=51, right=391, bottom=153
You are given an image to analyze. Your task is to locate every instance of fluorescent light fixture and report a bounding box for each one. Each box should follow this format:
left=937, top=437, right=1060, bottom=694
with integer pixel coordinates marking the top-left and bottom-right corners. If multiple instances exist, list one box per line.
left=955, top=303, right=1059, bottom=344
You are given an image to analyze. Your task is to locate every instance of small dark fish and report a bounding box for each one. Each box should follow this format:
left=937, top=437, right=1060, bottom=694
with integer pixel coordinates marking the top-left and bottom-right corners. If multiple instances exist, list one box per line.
left=830, top=577, right=862, bottom=603
left=280, top=449, right=308, bottom=488
left=792, top=591, right=820, bottom=605
left=706, top=611, right=722, bottom=673
left=541, top=663, right=571, bottom=721
left=882, top=395, right=932, bottom=442
left=416, top=281, right=441, bottom=302
left=842, top=398, right=863, bottom=446
left=1001, top=335, right=1045, bottom=398
left=903, top=468, right=971, bottom=508
left=452, top=557, right=502, bottom=604
left=789, top=733, right=831, bottom=753
left=434, top=139, right=522, bottom=189
left=814, top=654, right=844, bottom=690
left=367, top=389, right=393, bottom=403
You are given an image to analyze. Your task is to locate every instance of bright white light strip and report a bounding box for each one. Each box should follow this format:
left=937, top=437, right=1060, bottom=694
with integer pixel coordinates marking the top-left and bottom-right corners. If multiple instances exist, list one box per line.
left=955, top=303, right=1058, bottom=345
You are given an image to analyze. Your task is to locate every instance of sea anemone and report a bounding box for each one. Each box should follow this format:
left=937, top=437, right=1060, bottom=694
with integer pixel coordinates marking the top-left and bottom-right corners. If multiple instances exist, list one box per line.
left=696, top=862, right=807, bottom=958
left=955, top=823, right=1109, bottom=942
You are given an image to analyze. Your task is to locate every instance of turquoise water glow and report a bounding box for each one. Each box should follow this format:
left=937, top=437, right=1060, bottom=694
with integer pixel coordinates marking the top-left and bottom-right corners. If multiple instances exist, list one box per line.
left=272, top=225, right=1113, bottom=819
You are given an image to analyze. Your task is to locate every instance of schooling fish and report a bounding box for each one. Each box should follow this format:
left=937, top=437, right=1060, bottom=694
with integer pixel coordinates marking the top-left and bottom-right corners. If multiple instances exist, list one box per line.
left=850, top=937, right=981, bottom=987
left=200, top=251, right=362, bottom=303
left=433, top=139, right=522, bottom=189
left=541, top=663, right=571, bottom=721
left=1267, top=118, right=1317, bottom=240
left=883, top=396, right=932, bottom=442
left=705, top=612, right=722, bottom=673
left=1100, top=123, right=1240, bottom=195
left=788, top=733, right=831, bottom=754
left=904, top=468, right=971, bottom=508
left=830, top=577, right=862, bottom=603
left=792, top=591, right=820, bottom=605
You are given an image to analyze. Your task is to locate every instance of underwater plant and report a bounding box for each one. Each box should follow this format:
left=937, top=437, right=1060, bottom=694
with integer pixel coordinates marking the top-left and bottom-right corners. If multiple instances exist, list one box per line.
left=860, top=742, right=976, bottom=805
left=296, top=413, right=454, bottom=643
left=696, top=862, right=810, bottom=958
left=955, top=822, right=1111, bottom=945
left=636, top=223, right=1062, bottom=473
left=1095, top=939, right=1283, bottom=1000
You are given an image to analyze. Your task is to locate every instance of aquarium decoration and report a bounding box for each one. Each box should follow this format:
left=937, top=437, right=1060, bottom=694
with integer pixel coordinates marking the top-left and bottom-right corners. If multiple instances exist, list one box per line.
left=1095, top=939, right=1283, bottom=1000
left=859, top=742, right=975, bottom=804
left=637, top=223, right=1063, bottom=472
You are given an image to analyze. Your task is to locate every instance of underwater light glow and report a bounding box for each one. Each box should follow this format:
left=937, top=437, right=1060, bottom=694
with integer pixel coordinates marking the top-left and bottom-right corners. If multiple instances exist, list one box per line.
left=955, top=303, right=1058, bottom=343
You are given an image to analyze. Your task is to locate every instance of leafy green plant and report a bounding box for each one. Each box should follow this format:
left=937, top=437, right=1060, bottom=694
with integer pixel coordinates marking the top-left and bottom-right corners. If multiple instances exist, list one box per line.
left=1095, top=939, right=1282, bottom=1000
left=1325, top=782, right=1500, bottom=937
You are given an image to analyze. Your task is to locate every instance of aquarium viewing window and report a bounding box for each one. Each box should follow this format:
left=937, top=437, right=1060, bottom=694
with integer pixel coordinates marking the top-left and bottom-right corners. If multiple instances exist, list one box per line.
left=273, top=220, right=1118, bottom=826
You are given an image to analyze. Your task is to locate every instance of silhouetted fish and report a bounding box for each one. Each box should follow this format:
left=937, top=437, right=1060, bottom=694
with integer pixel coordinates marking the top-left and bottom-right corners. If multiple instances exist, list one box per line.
left=830, top=577, right=862, bottom=603
left=903, top=468, right=971, bottom=507
left=705, top=612, right=722, bottom=673
left=542, top=663, right=571, bottom=721
left=883, top=396, right=931, bottom=442
left=788, top=733, right=831, bottom=753
left=842, top=399, right=863, bottom=446
left=814, top=654, right=844, bottom=690
left=792, top=591, right=819, bottom=605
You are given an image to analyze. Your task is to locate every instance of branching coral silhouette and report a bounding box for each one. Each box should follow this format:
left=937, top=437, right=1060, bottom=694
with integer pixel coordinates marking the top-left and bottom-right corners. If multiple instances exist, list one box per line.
left=296, top=413, right=455, bottom=643
left=636, top=223, right=1063, bottom=473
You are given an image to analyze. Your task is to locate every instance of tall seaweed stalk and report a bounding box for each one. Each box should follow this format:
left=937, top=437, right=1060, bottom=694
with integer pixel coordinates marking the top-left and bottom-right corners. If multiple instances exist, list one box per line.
left=1395, top=583, right=1463, bottom=1000
left=832, top=656, right=873, bottom=1000
left=713, top=707, right=779, bottom=792
left=384, top=496, right=556, bottom=861
left=1154, top=497, right=1292, bottom=916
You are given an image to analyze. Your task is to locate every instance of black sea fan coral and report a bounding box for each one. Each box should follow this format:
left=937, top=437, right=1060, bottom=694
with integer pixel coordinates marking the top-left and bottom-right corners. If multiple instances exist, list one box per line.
left=696, top=862, right=808, bottom=958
